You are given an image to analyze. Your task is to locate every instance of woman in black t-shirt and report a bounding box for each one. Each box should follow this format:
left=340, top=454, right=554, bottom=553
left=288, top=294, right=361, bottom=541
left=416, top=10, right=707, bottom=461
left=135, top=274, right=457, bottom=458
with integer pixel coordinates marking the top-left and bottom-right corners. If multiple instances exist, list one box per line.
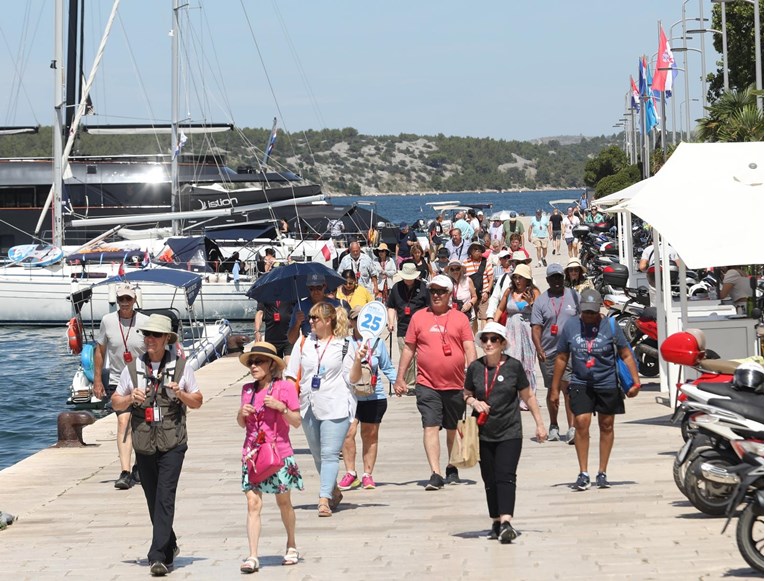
left=463, top=322, right=547, bottom=544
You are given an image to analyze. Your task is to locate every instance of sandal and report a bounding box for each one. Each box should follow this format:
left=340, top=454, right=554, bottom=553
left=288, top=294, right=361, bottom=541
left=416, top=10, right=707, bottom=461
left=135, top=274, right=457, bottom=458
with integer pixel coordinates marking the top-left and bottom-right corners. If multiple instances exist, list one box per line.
left=282, top=547, right=299, bottom=566
left=240, top=556, right=259, bottom=574
left=329, top=487, right=343, bottom=510
left=318, top=501, right=332, bottom=517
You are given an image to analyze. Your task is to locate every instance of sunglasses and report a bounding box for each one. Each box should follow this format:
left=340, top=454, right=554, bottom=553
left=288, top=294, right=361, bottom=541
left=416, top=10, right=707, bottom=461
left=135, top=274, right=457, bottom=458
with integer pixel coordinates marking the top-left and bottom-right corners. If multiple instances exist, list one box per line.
left=143, top=331, right=165, bottom=338
left=309, top=315, right=321, bottom=321
left=429, top=288, right=449, bottom=295
left=247, top=358, right=269, bottom=366
left=480, top=335, right=503, bottom=344
left=117, top=296, right=134, bottom=302
left=448, top=267, right=462, bottom=272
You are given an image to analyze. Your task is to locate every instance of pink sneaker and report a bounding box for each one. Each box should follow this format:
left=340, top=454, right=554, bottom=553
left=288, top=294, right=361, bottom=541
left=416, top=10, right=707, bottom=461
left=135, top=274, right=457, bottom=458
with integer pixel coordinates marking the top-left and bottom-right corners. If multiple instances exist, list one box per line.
left=361, top=474, right=376, bottom=489
left=338, top=472, right=360, bottom=491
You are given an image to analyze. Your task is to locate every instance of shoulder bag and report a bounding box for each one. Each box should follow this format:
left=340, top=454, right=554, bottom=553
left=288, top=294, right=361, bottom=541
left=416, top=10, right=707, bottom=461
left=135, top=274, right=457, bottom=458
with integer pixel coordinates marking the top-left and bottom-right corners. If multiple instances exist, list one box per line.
left=608, top=317, right=636, bottom=396
left=243, top=382, right=284, bottom=484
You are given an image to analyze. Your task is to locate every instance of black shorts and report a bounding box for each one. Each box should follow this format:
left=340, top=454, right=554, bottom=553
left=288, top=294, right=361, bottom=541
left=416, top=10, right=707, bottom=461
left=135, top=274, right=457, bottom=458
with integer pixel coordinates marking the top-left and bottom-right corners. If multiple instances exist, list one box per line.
left=355, top=399, right=388, bottom=424
left=106, top=384, right=131, bottom=416
left=272, top=342, right=292, bottom=358
left=569, top=385, right=625, bottom=416
left=415, top=384, right=466, bottom=430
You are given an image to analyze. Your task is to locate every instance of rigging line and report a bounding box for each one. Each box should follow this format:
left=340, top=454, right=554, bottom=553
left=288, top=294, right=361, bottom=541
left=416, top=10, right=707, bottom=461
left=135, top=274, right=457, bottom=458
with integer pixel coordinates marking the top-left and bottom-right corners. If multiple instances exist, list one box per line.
left=112, top=11, right=164, bottom=155
left=270, top=1, right=326, bottom=179
left=0, top=3, right=45, bottom=126
left=237, top=1, right=294, bottom=165
left=270, top=1, right=328, bottom=137
left=0, top=218, right=49, bottom=245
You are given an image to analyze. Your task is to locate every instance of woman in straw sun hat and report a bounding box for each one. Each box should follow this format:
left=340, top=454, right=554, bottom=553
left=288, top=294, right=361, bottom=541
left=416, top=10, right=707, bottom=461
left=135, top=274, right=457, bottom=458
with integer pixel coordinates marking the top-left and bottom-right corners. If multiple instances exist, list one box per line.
left=564, top=258, right=594, bottom=294
left=237, top=342, right=303, bottom=573
left=494, top=264, right=541, bottom=410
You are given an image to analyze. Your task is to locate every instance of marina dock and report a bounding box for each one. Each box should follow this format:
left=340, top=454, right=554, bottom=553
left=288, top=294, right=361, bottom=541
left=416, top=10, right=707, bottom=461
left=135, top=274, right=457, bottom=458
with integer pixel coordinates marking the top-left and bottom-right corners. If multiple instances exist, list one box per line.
left=0, top=336, right=759, bottom=580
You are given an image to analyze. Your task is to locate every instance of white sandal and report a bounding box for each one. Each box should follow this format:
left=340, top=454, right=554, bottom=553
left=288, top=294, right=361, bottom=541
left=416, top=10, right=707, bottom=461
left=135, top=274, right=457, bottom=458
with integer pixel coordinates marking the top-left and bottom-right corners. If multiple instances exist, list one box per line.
left=282, top=547, right=299, bottom=566
left=240, top=556, right=259, bottom=573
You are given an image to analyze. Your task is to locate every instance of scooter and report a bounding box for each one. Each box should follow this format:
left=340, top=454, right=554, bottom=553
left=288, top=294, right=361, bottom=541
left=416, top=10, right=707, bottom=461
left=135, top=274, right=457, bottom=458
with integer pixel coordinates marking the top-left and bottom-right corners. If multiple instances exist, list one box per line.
left=632, top=306, right=658, bottom=377
left=678, top=398, right=763, bottom=515
left=604, top=286, right=650, bottom=344
left=709, top=444, right=764, bottom=573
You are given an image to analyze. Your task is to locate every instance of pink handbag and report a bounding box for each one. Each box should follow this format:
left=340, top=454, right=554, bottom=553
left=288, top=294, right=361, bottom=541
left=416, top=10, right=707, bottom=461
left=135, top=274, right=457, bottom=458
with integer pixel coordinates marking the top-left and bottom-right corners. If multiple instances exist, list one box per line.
left=242, top=383, right=284, bottom=484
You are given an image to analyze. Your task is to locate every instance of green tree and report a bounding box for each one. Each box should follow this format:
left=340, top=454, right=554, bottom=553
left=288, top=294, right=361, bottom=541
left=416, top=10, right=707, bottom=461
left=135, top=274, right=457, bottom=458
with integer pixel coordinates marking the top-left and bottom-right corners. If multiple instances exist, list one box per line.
left=583, top=146, right=628, bottom=188
left=707, top=1, right=764, bottom=102
left=594, top=165, right=640, bottom=198
left=697, top=85, right=764, bottom=142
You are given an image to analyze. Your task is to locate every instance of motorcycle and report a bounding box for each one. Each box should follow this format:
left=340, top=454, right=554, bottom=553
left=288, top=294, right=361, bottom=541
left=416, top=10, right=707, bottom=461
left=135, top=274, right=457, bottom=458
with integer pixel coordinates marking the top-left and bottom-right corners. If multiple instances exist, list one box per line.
left=604, top=285, right=650, bottom=344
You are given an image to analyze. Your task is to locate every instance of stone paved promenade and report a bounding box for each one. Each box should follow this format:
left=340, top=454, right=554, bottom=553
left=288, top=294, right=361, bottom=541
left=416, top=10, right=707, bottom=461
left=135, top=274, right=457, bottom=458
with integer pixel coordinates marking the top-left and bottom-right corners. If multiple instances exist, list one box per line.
left=0, top=348, right=760, bottom=580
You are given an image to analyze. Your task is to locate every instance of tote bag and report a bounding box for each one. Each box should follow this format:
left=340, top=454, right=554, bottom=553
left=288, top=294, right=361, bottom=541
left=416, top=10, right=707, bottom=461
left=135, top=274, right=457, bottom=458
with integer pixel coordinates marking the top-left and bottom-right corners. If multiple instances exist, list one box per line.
left=448, top=415, right=480, bottom=469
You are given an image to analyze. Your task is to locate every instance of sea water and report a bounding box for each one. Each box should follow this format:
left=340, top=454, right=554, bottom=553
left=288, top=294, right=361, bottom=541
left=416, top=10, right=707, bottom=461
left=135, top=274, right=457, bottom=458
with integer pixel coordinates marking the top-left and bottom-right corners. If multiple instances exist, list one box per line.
left=0, top=189, right=583, bottom=471
left=336, top=189, right=584, bottom=225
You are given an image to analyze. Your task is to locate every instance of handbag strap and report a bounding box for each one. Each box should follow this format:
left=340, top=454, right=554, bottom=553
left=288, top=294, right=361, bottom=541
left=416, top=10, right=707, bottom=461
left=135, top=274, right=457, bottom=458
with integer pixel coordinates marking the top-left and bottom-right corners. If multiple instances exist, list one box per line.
left=608, top=317, right=620, bottom=385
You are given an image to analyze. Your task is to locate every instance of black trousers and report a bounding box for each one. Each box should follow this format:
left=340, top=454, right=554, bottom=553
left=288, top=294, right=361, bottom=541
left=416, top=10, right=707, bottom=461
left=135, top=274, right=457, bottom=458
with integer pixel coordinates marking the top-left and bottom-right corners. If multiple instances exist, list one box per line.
left=478, top=438, right=522, bottom=518
left=136, top=443, right=187, bottom=564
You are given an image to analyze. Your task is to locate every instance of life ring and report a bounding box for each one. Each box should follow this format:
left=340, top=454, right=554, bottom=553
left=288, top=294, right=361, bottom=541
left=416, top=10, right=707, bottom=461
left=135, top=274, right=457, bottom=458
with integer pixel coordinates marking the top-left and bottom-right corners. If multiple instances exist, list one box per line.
left=67, top=317, right=84, bottom=355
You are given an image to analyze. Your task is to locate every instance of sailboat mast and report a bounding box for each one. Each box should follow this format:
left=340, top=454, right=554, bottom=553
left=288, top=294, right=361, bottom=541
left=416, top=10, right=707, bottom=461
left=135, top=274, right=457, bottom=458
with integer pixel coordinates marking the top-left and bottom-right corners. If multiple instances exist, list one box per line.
left=52, top=0, right=65, bottom=247
left=170, top=0, right=181, bottom=236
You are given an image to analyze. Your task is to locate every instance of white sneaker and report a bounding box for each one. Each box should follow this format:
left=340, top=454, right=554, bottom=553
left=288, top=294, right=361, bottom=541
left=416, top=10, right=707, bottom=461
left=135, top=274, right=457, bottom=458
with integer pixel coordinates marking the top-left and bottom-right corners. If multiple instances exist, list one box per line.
left=547, top=425, right=560, bottom=441
left=566, top=427, right=576, bottom=444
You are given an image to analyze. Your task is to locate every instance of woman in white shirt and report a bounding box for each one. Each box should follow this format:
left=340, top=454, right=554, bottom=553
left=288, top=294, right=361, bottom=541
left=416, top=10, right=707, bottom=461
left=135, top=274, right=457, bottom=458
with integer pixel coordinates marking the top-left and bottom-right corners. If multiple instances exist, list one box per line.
left=285, top=302, right=354, bottom=517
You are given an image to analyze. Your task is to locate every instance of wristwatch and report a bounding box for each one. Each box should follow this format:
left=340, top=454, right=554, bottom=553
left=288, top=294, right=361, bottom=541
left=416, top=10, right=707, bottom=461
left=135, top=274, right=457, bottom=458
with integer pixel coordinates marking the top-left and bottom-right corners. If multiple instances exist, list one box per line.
left=282, top=406, right=289, bottom=415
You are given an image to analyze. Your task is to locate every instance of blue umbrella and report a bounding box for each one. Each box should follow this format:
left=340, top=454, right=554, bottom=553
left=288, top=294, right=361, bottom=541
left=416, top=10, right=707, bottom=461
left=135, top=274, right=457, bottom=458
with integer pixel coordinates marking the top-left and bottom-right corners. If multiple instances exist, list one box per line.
left=245, top=262, right=344, bottom=303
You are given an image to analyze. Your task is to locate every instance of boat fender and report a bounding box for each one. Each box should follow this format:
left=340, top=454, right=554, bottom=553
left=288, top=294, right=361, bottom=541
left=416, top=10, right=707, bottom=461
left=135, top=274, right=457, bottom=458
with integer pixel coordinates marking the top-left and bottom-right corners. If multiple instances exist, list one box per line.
left=67, top=317, right=84, bottom=355
left=108, top=283, right=117, bottom=304
left=80, top=343, right=96, bottom=382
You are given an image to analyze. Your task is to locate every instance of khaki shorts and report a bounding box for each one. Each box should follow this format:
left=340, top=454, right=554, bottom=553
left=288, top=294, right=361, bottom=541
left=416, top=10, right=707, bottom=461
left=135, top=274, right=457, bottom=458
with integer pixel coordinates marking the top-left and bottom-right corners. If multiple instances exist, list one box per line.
left=532, top=236, right=548, bottom=249
left=476, top=297, right=489, bottom=320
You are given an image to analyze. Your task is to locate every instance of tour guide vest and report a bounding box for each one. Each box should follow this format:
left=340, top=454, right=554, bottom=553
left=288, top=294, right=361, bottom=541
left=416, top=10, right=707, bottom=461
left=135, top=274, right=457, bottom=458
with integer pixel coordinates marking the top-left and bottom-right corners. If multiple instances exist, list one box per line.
left=128, top=351, right=187, bottom=455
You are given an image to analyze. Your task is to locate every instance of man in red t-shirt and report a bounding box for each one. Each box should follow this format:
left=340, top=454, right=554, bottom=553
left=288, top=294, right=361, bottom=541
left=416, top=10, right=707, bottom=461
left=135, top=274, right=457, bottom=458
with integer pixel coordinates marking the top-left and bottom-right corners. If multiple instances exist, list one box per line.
left=394, top=275, right=477, bottom=490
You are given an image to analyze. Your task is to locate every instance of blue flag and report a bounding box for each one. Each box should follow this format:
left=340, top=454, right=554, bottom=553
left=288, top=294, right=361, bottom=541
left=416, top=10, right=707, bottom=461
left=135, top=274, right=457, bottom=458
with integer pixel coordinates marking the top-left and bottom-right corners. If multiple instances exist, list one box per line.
left=640, top=57, right=658, bottom=132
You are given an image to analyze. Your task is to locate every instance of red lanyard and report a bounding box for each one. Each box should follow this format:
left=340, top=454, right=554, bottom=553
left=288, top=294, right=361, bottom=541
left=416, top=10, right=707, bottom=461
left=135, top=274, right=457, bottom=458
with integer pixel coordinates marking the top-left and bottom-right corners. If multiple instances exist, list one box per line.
left=435, top=311, right=450, bottom=346
left=315, top=335, right=334, bottom=368
left=484, top=359, right=503, bottom=400
left=549, top=294, right=565, bottom=324
left=119, top=313, right=135, bottom=352
left=581, top=320, right=599, bottom=354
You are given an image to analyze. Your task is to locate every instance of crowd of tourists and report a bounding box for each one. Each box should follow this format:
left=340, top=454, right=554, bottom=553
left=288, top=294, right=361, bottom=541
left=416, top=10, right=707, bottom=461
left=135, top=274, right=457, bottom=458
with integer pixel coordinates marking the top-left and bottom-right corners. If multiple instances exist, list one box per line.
left=101, top=204, right=641, bottom=576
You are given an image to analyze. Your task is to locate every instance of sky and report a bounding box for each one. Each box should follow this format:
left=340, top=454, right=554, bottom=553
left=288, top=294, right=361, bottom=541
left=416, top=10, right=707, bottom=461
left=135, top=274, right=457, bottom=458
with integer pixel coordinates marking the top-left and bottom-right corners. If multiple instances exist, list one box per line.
left=0, top=0, right=725, bottom=143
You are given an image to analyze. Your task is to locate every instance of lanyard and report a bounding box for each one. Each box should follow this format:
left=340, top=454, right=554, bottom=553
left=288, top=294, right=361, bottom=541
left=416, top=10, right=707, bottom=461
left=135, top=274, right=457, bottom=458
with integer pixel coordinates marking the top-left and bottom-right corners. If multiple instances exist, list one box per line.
left=580, top=319, right=599, bottom=354
left=549, top=293, right=565, bottom=324
left=435, top=311, right=450, bottom=346
left=315, top=335, right=335, bottom=369
left=484, top=359, right=503, bottom=400
left=119, top=313, right=135, bottom=352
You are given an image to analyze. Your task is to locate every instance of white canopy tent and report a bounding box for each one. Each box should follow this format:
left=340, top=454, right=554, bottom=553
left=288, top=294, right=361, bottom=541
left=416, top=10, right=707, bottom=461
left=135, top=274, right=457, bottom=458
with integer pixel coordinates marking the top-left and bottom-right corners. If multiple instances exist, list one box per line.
left=608, top=141, right=764, bottom=401
left=611, top=142, right=764, bottom=268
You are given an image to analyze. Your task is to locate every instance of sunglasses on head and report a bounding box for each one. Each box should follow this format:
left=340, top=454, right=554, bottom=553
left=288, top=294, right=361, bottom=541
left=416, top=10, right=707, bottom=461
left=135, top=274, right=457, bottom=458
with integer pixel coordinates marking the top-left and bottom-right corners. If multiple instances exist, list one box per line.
left=247, top=358, right=269, bottom=366
left=429, top=288, right=449, bottom=295
left=143, top=331, right=165, bottom=338
left=480, top=335, right=503, bottom=344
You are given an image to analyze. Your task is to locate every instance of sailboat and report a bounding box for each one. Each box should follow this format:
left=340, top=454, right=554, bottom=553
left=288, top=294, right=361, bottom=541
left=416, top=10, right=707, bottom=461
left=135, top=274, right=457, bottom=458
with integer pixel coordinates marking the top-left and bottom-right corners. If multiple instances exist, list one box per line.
left=0, top=0, right=319, bottom=324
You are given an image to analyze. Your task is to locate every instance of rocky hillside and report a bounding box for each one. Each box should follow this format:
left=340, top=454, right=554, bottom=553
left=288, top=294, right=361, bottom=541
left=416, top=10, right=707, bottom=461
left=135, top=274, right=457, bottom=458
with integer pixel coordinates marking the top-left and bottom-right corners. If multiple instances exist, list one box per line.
left=0, top=126, right=620, bottom=195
